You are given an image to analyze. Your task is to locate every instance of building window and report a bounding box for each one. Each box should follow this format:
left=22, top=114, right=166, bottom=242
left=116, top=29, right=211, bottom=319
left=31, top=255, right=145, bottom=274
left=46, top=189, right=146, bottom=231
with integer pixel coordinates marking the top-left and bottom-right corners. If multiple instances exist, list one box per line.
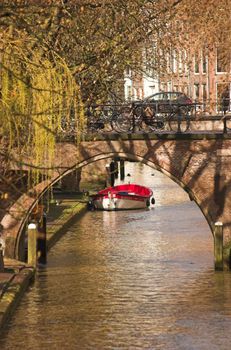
left=138, top=88, right=143, bottom=99
left=178, top=51, right=183, bottom=73
left=172, top=50, right=177, bottom=73
left=202, top=51, right=207, bottom=74
left=125, top=66, right=131, bottom=77
left=194, top=83, right=200, bottom=100
left=202, top=84, right=207, bottom=102
left=133, top=88, right=138, bottom=100
left=216, top=49, right=230, bottom=73
left=166, top=53, right=171, bottom=74
left=167, top=81, right=172, bottom=91
left=160, top=83, right=167, bottom=91
left=182, top=50, right=189, bottom=73
left=202, top=84, right=207, bottom=111
left=183, top=85, right=189, bottom=95
left=173, top=84, right=178, bottom=91
left=194, top=53, right=199, bottom=74
left=126, top=85, right=132, bottom=100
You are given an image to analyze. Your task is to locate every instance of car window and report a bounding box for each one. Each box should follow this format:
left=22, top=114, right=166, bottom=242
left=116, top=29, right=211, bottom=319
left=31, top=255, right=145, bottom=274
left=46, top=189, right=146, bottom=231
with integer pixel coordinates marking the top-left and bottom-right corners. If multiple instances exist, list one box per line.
left=145, top=92, right=187, bottom=103
left=146, top=93, right=165, bottom=102
left=167, top=93, right=180, bottom=101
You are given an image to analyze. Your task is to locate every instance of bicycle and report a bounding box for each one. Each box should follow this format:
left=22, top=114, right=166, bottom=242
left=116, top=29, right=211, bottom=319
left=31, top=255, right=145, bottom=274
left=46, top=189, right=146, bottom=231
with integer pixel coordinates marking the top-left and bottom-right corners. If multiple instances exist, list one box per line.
left=85, top=105, right=110, bottom=132
left=111, top=102, right=191, bottom=133
left=85, top=104, right=133, bottom=133
left=60, top=104, right=115, bottom=134
left=167, top=105, right=191, bottom=132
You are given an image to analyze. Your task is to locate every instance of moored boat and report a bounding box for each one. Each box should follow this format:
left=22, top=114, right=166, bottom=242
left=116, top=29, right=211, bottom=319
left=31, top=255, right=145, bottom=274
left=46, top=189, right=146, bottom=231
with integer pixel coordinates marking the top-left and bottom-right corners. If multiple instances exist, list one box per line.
left=89, top=183, right=154, bottom=211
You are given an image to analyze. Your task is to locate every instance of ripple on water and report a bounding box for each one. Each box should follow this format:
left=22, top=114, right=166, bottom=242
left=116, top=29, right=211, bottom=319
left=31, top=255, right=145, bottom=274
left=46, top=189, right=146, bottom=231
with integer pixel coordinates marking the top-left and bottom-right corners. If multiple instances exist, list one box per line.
left=1, top=165, right=231, bottom=350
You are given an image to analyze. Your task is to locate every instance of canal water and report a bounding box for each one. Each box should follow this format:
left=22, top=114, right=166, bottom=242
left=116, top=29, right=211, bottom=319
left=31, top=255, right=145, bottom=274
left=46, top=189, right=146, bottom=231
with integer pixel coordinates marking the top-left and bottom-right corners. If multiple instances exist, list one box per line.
left=1, top=162, right=231, bottom=350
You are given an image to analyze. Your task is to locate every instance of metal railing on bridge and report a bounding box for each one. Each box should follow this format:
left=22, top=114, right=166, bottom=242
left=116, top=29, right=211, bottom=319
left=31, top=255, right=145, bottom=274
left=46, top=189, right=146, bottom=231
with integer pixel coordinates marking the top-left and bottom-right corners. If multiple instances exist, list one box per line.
left=60, top=100, right=231, bottom=135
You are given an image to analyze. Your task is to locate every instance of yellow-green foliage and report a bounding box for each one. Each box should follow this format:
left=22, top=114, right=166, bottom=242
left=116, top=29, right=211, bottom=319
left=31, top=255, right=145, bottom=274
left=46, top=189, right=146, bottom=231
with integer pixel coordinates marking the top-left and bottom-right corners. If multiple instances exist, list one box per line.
left=0, top=29, right=85, bottom=188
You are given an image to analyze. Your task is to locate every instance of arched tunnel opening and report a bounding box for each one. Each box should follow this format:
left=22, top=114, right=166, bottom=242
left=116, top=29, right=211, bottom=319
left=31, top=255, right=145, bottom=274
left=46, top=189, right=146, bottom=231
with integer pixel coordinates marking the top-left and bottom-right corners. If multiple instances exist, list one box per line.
left=2, top=153, right=223, bottom=271
left=49, top=157, right=214, bottom=270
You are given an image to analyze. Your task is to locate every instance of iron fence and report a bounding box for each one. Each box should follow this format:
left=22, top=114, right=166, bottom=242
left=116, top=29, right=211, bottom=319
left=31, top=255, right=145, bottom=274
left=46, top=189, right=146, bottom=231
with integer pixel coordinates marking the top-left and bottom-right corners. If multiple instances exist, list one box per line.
left=60, top=100, right=231, bottom=135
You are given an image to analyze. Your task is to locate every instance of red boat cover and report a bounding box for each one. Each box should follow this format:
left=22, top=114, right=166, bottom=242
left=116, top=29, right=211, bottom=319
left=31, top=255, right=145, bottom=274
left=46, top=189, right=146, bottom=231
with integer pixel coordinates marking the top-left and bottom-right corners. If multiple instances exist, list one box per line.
left=97, top=183, right=152, bottom=198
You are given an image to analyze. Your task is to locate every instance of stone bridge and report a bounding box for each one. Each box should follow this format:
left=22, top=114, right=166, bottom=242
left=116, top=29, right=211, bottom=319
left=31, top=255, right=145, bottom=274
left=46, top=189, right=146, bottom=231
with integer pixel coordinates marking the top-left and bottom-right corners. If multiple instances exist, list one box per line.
left=2, top=132, right=231, bottom=266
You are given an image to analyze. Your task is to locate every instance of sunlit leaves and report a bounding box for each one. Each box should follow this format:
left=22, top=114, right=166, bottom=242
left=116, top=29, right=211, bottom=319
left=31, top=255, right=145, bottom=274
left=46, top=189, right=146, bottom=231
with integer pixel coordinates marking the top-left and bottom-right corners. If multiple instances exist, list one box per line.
left=0, top=27, right=83, bottom=187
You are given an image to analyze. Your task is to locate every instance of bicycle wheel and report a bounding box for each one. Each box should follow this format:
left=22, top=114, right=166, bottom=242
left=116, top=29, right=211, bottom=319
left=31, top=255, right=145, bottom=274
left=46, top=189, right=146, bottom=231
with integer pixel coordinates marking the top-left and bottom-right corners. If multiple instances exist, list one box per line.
left=143, top=115, right=165, bottom=132
left=137, top=104, right=165, bottom=132
left=111, top=107, right=133, bottom=132
left=87, top=118, right=105, bottom=133
left=168, top=108, right=190, bottom=132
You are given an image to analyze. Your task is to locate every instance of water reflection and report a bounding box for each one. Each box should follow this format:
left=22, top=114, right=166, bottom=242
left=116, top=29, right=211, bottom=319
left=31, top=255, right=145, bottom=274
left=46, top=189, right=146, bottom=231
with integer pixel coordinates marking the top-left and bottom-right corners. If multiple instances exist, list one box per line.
left=1, top=163, right=231, bottom=350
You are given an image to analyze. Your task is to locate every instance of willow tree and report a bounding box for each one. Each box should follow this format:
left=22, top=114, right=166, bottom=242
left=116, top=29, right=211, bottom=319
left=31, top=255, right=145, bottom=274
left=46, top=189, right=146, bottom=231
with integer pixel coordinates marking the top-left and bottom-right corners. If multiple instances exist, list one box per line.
left=0, top=27, right=85, bottom=218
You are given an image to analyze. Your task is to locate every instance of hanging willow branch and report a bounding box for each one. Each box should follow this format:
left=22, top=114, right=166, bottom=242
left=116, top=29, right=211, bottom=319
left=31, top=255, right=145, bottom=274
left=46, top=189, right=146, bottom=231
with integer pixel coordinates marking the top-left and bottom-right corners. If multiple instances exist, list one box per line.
left=0, top=28, right=85, bottom=190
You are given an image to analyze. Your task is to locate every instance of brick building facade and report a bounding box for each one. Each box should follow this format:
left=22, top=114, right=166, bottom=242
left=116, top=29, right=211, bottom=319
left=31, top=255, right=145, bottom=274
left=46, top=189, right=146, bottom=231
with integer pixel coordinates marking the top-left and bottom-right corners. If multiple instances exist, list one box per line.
left=124, top=48, right=231, bottom=114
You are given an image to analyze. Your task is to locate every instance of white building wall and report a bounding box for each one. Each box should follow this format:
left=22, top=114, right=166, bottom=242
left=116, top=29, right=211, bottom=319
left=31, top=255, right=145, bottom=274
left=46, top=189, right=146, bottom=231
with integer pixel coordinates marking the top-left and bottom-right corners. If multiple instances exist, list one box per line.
left=143, top=74, right=159, bottom=97
left=124, top=76, right=132, bottom=100
left=124, top=67, right=160, bottom=100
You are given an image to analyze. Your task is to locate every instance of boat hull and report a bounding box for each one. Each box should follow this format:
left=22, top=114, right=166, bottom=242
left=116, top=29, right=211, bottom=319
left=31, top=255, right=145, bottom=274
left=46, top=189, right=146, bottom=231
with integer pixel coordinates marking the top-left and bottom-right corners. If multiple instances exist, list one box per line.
left=90, top=183, right=154, bottom=211
left=93, top=196, right=150, bottom=211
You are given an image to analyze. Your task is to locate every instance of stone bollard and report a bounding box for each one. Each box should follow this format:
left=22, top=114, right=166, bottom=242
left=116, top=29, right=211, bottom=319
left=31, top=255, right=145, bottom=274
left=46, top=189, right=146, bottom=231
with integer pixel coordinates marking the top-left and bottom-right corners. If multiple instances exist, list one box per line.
left=28, top=223, right=38, bottom=267
left=214, top=222, right=223, bottom=271
left=0, top=245, right=4, bottom=272
left=0, top=236, right=5, bottom=272
left=223, top=116, right=227, bottom=133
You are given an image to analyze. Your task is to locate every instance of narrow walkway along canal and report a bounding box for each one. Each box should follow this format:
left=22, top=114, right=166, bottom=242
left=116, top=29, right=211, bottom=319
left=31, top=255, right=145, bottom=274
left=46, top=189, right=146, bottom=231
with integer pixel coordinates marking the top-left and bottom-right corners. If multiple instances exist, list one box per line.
left=1, top=163, right=231, bottom=349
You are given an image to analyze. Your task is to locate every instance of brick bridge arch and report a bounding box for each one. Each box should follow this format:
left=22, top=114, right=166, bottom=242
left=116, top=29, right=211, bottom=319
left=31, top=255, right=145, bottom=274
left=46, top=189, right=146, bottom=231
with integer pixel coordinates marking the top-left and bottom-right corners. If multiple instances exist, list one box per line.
left=2, top=134, right=231, bottom=260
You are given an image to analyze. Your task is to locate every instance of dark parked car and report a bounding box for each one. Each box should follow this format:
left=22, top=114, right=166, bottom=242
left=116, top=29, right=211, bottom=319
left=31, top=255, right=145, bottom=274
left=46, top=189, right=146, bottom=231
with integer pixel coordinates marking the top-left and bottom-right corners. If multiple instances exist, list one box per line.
left=133, top=91, right=193, bottom=115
